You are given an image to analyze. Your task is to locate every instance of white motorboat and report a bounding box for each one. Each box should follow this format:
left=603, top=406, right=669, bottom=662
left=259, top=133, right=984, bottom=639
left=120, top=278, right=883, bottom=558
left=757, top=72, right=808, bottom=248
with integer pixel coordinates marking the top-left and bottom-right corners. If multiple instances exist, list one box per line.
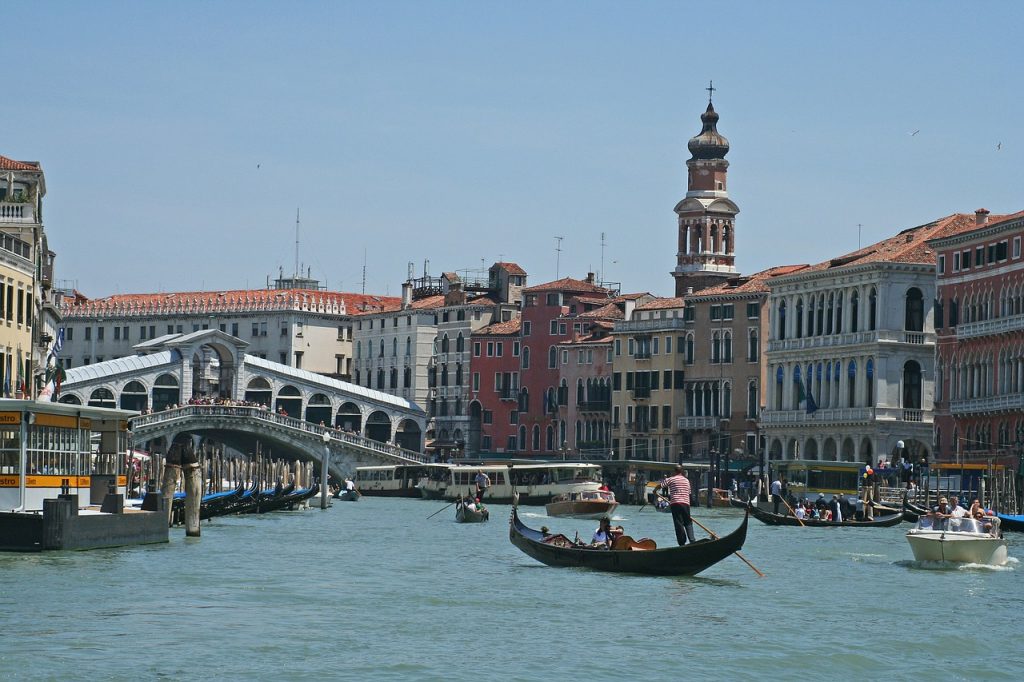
left=545, top=490, right=618, bottom=519
left=905, top=517, right=1008, bottom=566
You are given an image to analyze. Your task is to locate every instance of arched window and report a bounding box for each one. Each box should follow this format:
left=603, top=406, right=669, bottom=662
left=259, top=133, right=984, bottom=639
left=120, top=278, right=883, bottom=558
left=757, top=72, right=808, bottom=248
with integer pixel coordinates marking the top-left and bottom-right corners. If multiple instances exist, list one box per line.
left=548, top=346, right=557, bottom=369
left=722, top=382, right=732, bottom=416
left=547, top=425, right=555, bottom=451
left=747, top=381, right=758, bottom=418
left=519, top=425, right=527, bottom=450
left=711, top=331, right=721, bottom=363
left=795, top=298, right=804, bottom=338
left=827, top=293, right=835, bottom=334
left=748, top=329, right=758, bottom=362
left=532, top=424, right=541, bottom=450
left=775, top=366, right=784, bottom=410
left=456, top=333, right=465, bottom=352
left=847, top=360, right=857, bottom=407
left=441, top=334, right=450, bottom=353
left=850, top=291, right=860, bottom=333
left=866, top=359, right=874, bottom=406
left=868, top=288, right=877, bottom=331
left=903, top=360, right=922, bottom=409
left=356, top=341, right=361, bottom=359
left=522, top=346, right=530, bottom=369
left=406, top=337, right=411, bottom=356
left=577, top=379, right=585, bottom=405
left=392, top=338, right=398, bottom=357
left=723, top=331, right=732, bottom=363
left=378, top=339, right=384, bottom=357
left=440, top=364, right=448, bottom=386
left=455, top=364, right=463, bottom=386
left=390, top=367, right=398, bottom=389
left=376, top=368, right=385, bottom=388
left=685, top=334, right=694, bottom=364
left=777, top=300, right=787, bottom=340
left=835, top=293, right=844, bottom=334
left=403, top=366, right=411, bottom=388
left=816, top=295, right=825, bottom=335
left=905, top=288, right=924, bottom=332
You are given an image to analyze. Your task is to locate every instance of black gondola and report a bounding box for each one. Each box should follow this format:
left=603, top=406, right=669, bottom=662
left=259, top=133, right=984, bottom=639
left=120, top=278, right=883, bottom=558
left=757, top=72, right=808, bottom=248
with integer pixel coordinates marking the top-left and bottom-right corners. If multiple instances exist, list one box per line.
left=509, top=506, right=748, bottom=576
left=902, top=497, right=931, bottom=523
left=748, top=503, right=903, bottom=527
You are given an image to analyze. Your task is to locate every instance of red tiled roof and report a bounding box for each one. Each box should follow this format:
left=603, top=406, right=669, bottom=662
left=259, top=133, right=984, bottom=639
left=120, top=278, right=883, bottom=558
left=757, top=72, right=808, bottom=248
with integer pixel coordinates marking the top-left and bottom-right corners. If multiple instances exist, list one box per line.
left=61, top=288, right=401, bottom=317
left=410, top=294, right=446, bottom=310
left=494, top=262, right=527, bottom=276
left=795, top=212, right=1020, bottom=276
left=690, top=264, right=810, bottom=297
left=473, top=317, right=521, bottom=336
left=636, top=297, right=687, bottom=311
left=0, top=154, right=40, bottom=171
left=927, top=210, right=1024, bottom=246
left=576, top=302, right=624, bottom=320
left=523, top=277, right=612, bottom=295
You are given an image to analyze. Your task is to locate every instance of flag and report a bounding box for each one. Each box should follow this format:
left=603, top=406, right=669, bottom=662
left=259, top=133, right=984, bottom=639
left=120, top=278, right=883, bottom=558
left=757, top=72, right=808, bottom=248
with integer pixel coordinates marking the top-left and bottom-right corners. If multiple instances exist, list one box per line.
left=38, top=329, right=67, bottom=402
left=794, top=371, right=818, bottom=414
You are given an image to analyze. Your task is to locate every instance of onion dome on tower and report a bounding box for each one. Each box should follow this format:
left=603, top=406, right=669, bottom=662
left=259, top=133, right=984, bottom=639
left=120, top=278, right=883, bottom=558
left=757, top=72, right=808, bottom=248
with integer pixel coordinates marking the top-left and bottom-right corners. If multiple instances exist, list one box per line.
left=687, top=102, right=730, bottom=161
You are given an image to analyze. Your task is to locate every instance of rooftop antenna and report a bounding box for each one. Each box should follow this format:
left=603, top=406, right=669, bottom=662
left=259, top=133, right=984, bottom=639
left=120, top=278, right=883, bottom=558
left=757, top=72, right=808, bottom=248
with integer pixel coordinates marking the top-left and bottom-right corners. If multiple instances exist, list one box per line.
left=857, top=223, right=863, bottom=250
left=407, top=261, right=415, bottom=281
left=294, top=208, right=300, bottom=279
left=600, top=232, right=606, bottom=284
left=361, top=248, right=367, bottom=294
left=555, top=236, right=565, bottom=278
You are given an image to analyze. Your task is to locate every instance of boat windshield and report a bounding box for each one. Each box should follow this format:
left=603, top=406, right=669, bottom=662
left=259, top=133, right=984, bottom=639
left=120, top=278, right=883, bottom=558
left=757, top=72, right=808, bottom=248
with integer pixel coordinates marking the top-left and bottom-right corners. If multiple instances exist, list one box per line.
left=948, top=518, right=984, bottom=533
left=918, top=517, right=988, bottom=533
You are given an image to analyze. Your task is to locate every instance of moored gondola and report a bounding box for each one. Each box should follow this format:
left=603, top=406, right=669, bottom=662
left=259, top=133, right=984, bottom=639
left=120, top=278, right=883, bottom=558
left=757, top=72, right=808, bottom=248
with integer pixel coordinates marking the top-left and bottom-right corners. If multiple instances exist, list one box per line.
left=748, top=503, right=903, bottom=528
left=902, top=497, right=931, bottom=523
left=509, top=505, right=748, bottom=576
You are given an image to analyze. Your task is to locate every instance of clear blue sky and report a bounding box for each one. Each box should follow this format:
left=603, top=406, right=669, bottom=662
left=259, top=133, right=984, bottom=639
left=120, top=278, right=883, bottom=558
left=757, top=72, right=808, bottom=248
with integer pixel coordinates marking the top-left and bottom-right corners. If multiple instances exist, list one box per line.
left=6, top=1, right=1021, bottom=298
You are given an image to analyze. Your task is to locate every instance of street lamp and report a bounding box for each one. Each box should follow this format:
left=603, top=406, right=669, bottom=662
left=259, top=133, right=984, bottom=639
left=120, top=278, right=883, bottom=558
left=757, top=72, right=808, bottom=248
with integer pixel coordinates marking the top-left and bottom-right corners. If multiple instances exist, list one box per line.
left=321, top=430, right=331, bottom=510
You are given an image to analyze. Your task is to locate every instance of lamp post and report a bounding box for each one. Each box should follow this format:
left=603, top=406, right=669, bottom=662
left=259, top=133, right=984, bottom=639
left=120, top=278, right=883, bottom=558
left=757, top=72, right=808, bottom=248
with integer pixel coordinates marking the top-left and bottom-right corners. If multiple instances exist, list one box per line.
left=321, top=430, right=331, bottom=510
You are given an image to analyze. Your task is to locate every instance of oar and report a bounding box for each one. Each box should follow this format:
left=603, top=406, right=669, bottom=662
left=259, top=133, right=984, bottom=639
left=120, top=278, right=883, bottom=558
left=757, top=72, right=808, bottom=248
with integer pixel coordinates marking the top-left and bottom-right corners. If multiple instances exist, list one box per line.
left=691, top=516, right=766, bottom=578
left=426, top=500, right=456, bottom=519
left=779, top=497, right=806, bottom=527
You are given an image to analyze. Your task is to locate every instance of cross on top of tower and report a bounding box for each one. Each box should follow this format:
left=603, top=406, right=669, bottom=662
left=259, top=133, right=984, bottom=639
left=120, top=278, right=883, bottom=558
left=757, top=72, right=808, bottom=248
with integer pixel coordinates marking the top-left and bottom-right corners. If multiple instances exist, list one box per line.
left=706, top=80, right=716, bottom=104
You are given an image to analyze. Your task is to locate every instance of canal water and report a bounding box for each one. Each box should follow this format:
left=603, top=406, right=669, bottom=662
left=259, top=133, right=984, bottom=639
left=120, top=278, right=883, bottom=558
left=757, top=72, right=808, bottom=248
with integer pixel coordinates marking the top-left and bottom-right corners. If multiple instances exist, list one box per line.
left=2, top=498, right=1021, bottom=680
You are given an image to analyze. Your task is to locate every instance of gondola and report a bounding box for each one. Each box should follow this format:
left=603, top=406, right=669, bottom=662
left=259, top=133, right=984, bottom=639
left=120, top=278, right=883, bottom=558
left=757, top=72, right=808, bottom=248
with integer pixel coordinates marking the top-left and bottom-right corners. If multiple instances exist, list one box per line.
left=200, top=482, right=246, bottom=520
left=747, top=503, right=903, bottom=528
left=902, top=497, right=931, bottom=523
left=250, top=483, right=298, bottom=514
left=509, top=505, right=748, bottom=576
left=336, top=489, right=361, bottom=502
left=455, top=499, right=489, bottom=523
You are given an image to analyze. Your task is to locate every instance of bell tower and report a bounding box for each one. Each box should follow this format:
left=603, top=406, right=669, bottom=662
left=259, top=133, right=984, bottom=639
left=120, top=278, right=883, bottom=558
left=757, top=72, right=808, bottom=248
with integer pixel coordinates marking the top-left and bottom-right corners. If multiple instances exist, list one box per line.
left=672, top=83, right=740, bottom=296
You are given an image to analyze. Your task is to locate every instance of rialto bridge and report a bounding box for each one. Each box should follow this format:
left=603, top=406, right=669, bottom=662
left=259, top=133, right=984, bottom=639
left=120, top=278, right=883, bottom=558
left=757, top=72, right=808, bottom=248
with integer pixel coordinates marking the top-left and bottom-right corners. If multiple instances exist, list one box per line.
left=57, top=330, right=428, bottom=477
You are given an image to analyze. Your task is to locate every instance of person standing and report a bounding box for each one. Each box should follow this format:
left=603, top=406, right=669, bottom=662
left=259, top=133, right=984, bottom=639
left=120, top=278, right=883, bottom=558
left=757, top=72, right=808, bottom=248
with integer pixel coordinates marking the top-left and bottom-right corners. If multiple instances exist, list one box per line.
left=770, top=477, right=783, bottom=514
left=474, top=470, right=491, bottom=500
left=861, top=463, right=876, bottom=519
left=661, top=465, right=695, bottom=546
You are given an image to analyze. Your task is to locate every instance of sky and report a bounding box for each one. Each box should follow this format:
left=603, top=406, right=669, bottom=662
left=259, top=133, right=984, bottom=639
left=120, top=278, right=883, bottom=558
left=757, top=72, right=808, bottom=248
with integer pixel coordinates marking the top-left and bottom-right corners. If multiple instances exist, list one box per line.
left=5, top=1, right=1022, bottom=299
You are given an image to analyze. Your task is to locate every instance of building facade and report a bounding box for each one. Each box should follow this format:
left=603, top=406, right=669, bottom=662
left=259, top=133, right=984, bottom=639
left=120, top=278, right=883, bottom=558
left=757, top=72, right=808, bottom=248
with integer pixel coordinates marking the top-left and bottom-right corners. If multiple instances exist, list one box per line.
left=467, top=317, right=522, bottom=455
left=930, top=209, right=1024, bottom=465
left=1, top=154, right=58, bottom=398
left=58, top=283, right=395, bottom=382
left=759, top=216, right=973, bottom=466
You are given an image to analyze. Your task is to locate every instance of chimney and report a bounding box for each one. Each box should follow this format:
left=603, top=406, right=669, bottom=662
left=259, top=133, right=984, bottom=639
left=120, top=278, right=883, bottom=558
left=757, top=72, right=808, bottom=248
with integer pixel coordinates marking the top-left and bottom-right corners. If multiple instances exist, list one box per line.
left=975, top=208, right=990, bottom=226
left=586, top=272, right=595, bottom=284
left=401, top=282, right=413, bottom=309
left=685, top=287, right=694, bottom=295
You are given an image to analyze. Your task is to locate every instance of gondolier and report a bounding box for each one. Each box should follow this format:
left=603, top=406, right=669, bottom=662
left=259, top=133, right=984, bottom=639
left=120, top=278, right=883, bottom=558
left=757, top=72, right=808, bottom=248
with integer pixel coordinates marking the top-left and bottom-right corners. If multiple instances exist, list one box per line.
left=661, top=465, right=695, bottom=546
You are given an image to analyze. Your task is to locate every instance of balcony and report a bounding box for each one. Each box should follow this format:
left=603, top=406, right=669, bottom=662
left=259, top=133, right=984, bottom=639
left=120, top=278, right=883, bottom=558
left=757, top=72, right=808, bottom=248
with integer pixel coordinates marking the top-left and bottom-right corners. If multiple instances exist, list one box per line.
left=578, top=400, right=611, bottom=412
left=631, top=386, right=651, bottom=399
left=950, top=393, right=1024, bottom=415
left=677, top=415, right=718, bottom=430
left=0, top=201, right=35, bottom=224
left=614, top=317, right=688, bottom=333
left=955, top=313, right=1024, bottom=340
left=634, top=350, right=652, bottom=360
left=499, top=387, right=518, bottom=401
left=761, top=407, right=874, bottom=426
left=873, top=407, right=932, bottom=424
left=767, top=329, right=936, bottom=353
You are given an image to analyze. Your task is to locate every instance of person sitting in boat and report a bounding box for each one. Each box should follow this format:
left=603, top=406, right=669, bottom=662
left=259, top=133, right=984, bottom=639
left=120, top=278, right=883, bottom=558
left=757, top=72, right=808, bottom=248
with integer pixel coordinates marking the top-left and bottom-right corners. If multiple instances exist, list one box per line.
left=590, top=518, right=624, bottom=548
left=819, top=507, right=833, bottom=521
left=654, top=496, right=669, bottom=511
left=829, top=495, right=843, bottom=523
left=948, top=496, right=968, bottom=519
left=930, top=497, right=951, bottom=530
left=814, top=493, right=828, bottom=512
left=462, top=495, right=477, bottom=512
left=793, top=504, right=806, bottom=520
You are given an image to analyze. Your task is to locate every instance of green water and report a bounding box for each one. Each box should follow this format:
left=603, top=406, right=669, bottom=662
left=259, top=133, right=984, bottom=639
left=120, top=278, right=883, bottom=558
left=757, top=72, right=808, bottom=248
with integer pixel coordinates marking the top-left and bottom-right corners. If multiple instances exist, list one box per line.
left=1, top=499, right=1021, bottom=680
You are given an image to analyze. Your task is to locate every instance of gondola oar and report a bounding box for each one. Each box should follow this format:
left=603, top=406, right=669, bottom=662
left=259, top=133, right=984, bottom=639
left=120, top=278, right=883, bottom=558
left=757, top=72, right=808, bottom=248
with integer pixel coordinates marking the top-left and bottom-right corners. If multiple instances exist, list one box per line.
left=427, top=500, right=456, bottom=519
left=691, top=517, right=765, bottom=578
left=779, top=497, right=806, bottom=527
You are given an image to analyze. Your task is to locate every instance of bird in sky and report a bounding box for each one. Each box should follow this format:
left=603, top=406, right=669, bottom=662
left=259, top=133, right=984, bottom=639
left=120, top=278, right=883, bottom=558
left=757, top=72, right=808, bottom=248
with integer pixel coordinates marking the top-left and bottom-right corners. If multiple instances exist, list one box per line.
left=257, top=163, right=261, bottom=169
left=996, top=142, right=1002, bottom=151
left=910, top=130, right=920, bottom=136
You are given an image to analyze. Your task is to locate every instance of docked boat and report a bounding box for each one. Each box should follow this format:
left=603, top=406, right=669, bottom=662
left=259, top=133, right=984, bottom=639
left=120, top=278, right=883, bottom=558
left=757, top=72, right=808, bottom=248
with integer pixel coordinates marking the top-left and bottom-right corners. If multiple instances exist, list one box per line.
left=906, top=517, right=1008, bottom=565
left=355, top=464, right=452, bottom=498
left=995, top=513, right=1024, bottom=533
left=455, top=499, right=489, bottom=523
left=747, top=503, right=904, bottom=528
left=509, top=505, right=749, bottom=576
left=545, top=490, right=618, bottom=519
left=696, top=488, right=732, bottom=507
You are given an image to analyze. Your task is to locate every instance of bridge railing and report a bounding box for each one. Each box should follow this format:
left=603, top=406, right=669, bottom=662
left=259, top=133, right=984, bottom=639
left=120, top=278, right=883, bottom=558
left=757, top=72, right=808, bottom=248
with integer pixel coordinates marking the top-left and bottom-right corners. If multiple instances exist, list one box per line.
left=130, top=405, right=430, bottom=464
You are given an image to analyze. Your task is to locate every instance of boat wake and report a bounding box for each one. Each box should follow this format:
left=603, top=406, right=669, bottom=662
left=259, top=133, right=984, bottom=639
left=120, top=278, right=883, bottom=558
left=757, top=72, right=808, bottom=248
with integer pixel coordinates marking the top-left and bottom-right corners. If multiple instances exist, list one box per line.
left=895, top=557, right=1017, bottom=572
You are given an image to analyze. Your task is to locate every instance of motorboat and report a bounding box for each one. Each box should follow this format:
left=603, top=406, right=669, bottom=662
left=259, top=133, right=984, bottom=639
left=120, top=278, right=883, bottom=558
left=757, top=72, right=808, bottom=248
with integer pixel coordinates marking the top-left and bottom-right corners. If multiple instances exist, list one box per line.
left=905, top=516, right=1008, bottom=566
left=545, top=490, right=618, bottom=519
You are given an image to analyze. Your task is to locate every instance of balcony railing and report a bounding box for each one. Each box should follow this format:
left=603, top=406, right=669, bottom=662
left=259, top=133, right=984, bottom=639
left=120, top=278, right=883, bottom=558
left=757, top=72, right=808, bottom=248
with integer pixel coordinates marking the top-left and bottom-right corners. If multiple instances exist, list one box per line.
left=767, top=329, right=936, bottom=353
left=0, top=201, right=35, bottom=223
left=761, top=407, right=874, bottom=425
left=955, top=313, right=1024, bottom=339
left=634, top=351, right=652, bottom=360
left=631, top=386, right=651, bottom=399
left=578, top=400, right=611, bottom=412
left=499, top=387, right=518, bottom=401
left=950, top=393, right=1024, bottom=415
left=677, top=415, right=718, bottom=430
left=614, top=317, right=689, bottom=333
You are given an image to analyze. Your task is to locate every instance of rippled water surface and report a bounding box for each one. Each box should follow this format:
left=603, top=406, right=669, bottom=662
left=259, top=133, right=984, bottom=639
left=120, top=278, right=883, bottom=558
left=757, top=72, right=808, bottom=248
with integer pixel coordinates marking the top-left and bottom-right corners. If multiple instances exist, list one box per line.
left=2, top=498, right=1021, bottom=680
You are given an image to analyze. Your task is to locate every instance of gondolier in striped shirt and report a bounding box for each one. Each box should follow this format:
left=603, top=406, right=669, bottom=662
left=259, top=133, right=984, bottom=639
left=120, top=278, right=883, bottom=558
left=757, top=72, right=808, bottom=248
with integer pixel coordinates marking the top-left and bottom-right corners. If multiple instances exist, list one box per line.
left=661, top=465, right=696, bottom=546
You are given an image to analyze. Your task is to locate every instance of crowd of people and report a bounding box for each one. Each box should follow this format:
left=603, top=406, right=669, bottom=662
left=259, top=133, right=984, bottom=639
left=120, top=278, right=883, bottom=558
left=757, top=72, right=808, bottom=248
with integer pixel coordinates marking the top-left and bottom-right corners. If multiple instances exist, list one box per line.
left=792, top=493, right=854, bottom=522
left=926, top=495, right=1001, bottom=536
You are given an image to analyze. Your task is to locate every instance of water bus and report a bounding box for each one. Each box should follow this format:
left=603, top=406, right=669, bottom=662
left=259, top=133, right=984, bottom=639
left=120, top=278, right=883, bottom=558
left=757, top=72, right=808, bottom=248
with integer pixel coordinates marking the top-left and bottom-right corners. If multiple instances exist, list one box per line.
left=422, top=462, right=605, bottom=505
left=772, top=459, right=862, bottom=507
left=355, top=463, right=451, bottom=497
